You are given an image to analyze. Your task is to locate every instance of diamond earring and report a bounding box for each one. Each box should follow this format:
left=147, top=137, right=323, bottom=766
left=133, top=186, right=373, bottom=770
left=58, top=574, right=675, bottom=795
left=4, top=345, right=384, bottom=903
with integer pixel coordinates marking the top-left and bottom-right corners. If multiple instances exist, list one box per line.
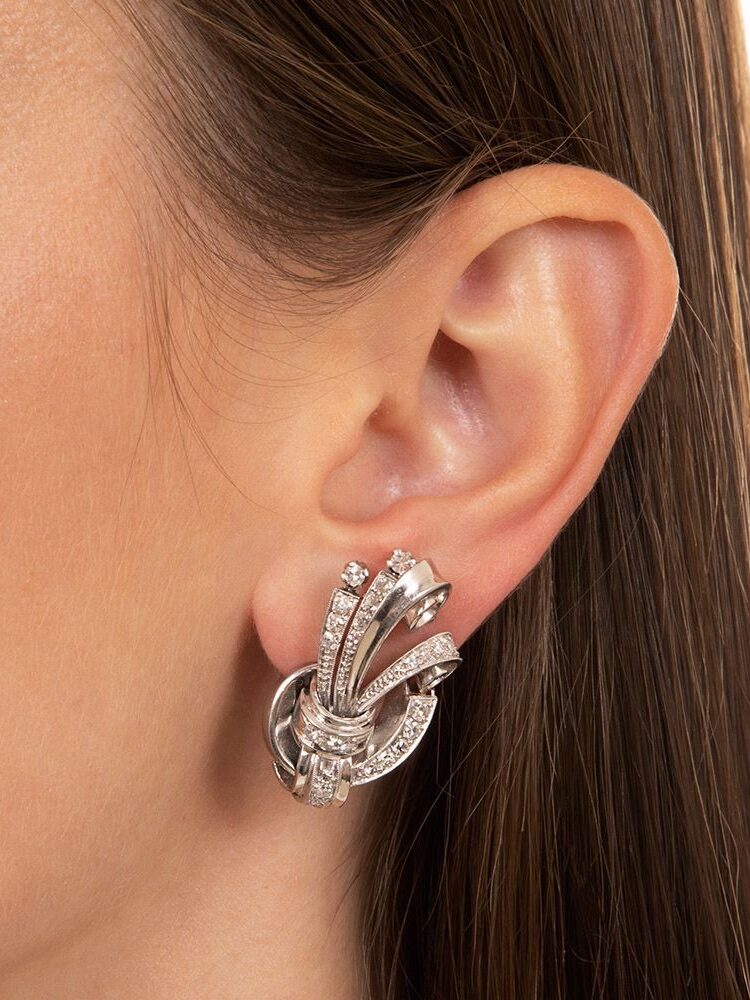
left=265, top=549, right=462, bottom=808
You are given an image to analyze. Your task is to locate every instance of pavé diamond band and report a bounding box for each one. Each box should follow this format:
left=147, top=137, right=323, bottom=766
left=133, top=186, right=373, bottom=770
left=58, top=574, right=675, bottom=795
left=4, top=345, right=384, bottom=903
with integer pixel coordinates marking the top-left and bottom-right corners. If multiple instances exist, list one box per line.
left=265, top=549, right=462, bottom=807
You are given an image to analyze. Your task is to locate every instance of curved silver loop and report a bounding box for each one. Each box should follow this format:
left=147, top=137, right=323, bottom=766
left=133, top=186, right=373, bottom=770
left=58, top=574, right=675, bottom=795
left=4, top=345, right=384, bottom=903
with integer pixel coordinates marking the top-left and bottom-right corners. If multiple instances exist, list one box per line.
left=356, top=631, right=461, bottom=712
left=265, top=549, right=462, bottom=807
left=333, top=559, right=451, bottom=715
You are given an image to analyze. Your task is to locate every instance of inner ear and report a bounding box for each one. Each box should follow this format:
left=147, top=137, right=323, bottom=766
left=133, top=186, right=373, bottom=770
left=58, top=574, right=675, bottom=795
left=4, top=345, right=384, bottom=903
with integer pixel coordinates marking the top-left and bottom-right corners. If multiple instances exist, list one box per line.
left=421, top=328, right=532, bottom=477
left=421, top=330, right=487, bottom=442
left=319, top=330, right=507, bottom=524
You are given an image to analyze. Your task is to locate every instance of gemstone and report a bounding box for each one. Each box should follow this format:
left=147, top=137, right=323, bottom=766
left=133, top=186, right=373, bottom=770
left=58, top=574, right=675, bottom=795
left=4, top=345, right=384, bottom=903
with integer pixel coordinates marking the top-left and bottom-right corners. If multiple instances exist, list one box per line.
left=387, top=548, right=417, bottom=575
left=334, top=571, right=396, bottom=703
left=341, top=560, right=369, bottom=590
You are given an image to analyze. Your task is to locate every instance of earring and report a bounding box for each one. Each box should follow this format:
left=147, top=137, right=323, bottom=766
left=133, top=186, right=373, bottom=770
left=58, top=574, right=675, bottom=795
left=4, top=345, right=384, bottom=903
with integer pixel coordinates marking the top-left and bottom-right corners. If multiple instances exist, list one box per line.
left=265, top=548, right=462, bottom=807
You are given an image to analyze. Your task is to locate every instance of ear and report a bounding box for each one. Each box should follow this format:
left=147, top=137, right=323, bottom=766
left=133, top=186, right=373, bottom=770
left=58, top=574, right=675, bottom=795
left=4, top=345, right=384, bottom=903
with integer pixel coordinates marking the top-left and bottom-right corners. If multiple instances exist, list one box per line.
left=252, top=163, right=679, bottom=675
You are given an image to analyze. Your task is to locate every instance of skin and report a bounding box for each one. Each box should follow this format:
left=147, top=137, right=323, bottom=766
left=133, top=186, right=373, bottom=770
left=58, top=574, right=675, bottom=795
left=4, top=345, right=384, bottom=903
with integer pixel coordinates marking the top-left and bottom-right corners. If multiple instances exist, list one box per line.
left=0, top=3, right=679, bottom=998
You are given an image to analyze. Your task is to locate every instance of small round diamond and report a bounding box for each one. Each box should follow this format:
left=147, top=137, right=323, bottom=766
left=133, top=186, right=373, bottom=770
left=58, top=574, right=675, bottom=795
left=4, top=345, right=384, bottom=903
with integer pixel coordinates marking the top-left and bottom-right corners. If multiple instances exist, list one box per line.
left=341, top=560, right=369, bottom=590
left=387, top=548, right=417, bottom=575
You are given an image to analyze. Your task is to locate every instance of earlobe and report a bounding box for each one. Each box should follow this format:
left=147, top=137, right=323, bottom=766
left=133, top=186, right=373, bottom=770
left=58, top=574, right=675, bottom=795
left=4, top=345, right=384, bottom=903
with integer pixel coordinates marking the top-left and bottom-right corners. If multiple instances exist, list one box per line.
left=251, top=164, right=679, bottom=677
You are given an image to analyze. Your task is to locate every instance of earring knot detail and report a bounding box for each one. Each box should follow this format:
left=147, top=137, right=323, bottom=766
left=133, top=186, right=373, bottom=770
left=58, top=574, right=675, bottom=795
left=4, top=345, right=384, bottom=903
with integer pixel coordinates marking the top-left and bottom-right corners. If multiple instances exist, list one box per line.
left=265, top=549, right=461, bottom=807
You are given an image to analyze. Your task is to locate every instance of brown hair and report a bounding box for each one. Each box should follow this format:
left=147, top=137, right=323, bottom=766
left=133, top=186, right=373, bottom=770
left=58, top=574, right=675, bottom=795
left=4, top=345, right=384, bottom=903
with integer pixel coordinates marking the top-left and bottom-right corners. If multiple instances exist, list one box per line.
left=122, top=1, right=750, bottom=996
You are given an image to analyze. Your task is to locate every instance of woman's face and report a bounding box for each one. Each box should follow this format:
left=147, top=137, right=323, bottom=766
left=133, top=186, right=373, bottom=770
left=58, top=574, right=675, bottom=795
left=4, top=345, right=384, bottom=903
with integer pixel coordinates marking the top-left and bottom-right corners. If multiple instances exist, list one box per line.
left=1, top=2, right=314, bottom=965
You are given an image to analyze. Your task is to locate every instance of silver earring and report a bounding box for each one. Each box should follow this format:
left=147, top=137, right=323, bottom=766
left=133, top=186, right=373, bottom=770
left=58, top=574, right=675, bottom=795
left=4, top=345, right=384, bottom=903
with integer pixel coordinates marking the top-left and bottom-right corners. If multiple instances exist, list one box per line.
left=265, top=548, right=462, bottom=808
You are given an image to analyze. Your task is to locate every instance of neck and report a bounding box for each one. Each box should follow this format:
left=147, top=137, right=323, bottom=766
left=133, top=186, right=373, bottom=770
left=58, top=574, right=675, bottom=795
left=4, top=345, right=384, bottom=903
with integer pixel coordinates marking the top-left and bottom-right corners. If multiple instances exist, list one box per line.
left=2, top=662, right=371, bottom=1000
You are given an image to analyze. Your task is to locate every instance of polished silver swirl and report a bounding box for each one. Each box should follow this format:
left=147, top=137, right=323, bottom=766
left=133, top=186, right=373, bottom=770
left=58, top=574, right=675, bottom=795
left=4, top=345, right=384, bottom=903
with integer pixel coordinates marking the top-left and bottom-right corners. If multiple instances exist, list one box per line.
left=265, top=549, right=461, bottom=807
